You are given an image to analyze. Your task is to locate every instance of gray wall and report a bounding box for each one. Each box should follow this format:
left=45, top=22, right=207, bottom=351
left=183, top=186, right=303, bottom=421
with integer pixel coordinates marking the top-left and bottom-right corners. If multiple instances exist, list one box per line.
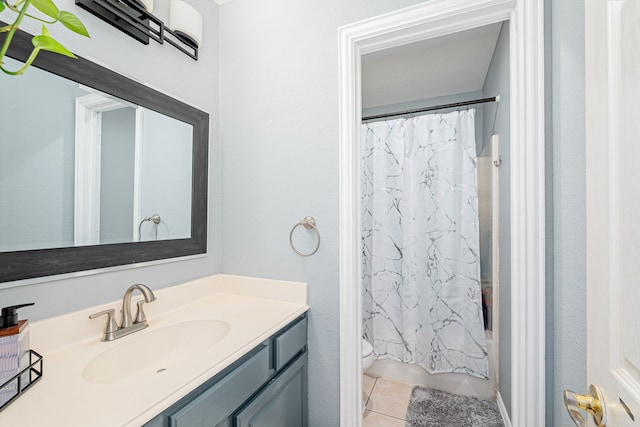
left=0, top=59, right=77, bottom=251
left=100, top=107, right=136, bottom=244
left=550, top=0, right=586, bottom=425
left=0, top=0, right=220, bottom=320
left=139, top=109, right=193, bottom=241
left=482, top=21, right=511, bottom=416
left=219, top=1, right=430, bottom=426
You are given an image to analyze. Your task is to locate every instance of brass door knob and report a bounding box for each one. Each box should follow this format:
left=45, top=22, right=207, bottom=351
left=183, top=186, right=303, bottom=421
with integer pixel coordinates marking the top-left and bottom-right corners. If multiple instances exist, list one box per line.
left=564, top=384, right=607, bottom=426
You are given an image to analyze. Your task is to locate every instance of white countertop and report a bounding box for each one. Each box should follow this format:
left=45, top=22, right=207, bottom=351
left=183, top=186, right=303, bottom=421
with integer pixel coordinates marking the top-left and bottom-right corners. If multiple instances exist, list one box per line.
left=0, top=274, right=308, bottom=426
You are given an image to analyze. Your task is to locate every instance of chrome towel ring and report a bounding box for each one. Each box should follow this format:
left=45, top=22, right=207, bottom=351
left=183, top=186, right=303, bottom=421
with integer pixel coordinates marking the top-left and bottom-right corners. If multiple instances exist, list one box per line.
left=289, top=216, right=321, bottom=257
left=138, top=214, right=161, bottom=241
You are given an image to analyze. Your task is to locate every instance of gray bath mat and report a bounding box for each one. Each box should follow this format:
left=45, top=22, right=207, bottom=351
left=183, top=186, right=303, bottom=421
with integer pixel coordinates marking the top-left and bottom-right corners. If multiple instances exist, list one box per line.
left=405, top=387, right=504, bottom=427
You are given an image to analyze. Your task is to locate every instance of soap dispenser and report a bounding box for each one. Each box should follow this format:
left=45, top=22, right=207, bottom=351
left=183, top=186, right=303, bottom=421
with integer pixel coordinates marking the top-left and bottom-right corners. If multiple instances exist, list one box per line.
left=0, top=303, right=34, bottom=407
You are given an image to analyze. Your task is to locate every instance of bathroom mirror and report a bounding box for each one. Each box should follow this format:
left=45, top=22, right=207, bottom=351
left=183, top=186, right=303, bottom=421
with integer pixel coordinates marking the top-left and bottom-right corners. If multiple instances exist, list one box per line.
left=0, top=24, right=209, bottom=283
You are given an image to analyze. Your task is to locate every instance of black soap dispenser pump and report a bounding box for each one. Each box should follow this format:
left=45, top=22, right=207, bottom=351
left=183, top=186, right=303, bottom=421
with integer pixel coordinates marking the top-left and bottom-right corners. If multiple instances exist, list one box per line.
left=0, top=303, right=35, bottom=329
left=0, top=303, right=35, bottom=407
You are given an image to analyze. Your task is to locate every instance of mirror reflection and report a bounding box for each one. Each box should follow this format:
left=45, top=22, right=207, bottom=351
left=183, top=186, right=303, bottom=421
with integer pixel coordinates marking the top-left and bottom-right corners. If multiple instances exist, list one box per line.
left=0, top=57, right=193, bottom=252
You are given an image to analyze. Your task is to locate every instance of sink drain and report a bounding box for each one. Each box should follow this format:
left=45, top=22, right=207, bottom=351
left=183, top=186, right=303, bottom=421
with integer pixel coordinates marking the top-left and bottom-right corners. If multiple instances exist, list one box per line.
left=156, top=368, right=167, bottom=374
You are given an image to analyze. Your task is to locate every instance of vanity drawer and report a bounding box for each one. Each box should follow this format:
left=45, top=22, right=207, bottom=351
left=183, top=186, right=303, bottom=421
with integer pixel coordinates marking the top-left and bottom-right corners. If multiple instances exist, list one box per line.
left=168, top=344, right=270, bottom=427
left=273, top=316, right=307, bottom=371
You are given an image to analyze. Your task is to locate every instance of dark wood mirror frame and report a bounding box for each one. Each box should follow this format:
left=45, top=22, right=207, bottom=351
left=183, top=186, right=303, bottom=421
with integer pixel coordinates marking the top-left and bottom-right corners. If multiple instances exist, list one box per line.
left=0, top=24, right=209, bottom=283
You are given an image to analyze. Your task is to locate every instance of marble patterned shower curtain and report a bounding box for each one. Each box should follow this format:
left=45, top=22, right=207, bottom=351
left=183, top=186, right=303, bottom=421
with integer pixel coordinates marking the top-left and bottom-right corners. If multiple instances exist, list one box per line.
left=362, top=110, right=488, bottom=379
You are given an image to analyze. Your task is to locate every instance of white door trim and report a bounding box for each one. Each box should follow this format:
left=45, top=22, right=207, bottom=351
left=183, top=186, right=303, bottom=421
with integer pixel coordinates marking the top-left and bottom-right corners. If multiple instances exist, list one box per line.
left=337, top=1, right=545, bottom=426
left=133, top=108, right=144, bottom=240
left=74, top=93, right=127, bottom=246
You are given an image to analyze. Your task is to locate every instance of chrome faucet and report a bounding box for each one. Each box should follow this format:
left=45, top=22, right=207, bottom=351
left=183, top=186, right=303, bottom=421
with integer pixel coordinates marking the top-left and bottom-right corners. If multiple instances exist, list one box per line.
left=120, top=283, right=156, bottom=328
left=89, top=283, right=157, bottom=341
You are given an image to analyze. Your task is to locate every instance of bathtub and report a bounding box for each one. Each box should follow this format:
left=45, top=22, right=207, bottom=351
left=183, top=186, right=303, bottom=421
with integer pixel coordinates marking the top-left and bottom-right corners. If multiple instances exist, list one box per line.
left=364, top=331, right=497, bottom=400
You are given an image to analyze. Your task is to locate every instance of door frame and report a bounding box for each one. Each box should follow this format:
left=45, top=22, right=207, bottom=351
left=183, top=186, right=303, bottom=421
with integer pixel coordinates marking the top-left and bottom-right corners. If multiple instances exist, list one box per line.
left=337, top=0, right=546, bottom=426
left=74, top=93, right=129, bottom=246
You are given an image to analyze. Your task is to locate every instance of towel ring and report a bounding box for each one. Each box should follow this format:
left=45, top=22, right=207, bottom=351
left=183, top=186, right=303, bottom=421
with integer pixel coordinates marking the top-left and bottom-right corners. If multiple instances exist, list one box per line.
left=289, top=216, right=321, bottom=257
left=138, top=214, right=161, bottom=241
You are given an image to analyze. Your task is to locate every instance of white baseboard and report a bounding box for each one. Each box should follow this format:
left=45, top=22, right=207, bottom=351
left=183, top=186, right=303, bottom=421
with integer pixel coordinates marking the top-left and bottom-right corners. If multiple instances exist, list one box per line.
left=496, top=392, right=512, bottom=427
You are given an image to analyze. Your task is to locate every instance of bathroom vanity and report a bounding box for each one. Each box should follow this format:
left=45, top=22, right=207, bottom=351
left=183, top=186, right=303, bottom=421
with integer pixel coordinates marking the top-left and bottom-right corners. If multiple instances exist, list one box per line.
left=0, top=275, right=308, bottom=426
left=144, top=314, right=308, bottom=427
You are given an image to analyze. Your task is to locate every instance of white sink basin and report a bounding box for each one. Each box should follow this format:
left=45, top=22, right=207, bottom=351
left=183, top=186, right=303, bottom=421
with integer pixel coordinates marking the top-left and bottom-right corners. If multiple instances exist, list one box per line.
left=82, top=319, right=230, bottom=384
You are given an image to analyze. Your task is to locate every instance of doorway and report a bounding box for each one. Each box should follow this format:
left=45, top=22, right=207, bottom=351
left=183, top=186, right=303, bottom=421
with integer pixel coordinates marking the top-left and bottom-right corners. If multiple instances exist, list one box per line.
left=360, top=22, right=506, bottom=418
left=338, top=1, right=545, bottom=426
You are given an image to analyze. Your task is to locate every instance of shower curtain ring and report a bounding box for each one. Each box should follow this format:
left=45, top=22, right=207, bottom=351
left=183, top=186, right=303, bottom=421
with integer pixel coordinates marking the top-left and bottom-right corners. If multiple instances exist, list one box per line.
left=289, top=216, right=321, bottom=256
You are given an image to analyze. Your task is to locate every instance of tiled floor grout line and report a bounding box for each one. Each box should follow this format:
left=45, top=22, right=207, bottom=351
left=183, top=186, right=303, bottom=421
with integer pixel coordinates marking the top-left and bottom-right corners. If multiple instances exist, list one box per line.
left=364, top=376, right=412, bottom=424
left=365, top=377, right=378, bottom=407
left=366, top=408, right=406, bottom=422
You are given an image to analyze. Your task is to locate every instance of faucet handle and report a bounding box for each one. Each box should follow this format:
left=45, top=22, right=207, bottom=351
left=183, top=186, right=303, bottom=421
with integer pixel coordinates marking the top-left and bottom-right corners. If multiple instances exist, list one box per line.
left=134, top=300, right=148, bottom=324
left=89, top=309, right=118, bottom=341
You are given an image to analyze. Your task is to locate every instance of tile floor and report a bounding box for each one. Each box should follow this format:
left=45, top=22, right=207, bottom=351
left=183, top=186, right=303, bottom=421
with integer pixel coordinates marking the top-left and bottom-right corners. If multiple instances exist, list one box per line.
left=363, top=374, right=414, bottom=427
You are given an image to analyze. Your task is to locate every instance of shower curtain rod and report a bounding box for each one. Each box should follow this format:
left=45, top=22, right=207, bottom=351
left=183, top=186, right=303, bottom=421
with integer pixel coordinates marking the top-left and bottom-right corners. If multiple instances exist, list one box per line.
left=362, top=95, right=499, bottom=122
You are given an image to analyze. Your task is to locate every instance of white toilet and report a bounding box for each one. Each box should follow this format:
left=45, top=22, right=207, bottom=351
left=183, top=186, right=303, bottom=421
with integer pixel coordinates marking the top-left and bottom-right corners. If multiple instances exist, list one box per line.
left=362, top=339, right=374, bottom=372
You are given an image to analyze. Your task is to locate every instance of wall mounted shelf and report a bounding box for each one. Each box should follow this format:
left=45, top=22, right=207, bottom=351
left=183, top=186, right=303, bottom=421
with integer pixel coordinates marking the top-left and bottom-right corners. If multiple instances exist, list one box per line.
left=75, top=0, right=198, bottom=60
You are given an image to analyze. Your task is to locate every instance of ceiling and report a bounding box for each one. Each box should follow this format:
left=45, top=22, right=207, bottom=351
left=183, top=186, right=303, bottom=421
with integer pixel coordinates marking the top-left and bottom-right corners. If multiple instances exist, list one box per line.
left=361, top=23, right=503, bottom=109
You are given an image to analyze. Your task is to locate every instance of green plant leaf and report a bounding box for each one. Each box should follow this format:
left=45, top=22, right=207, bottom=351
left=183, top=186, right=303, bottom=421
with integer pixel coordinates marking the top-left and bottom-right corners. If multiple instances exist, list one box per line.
left=0, top=1, right=5, bottom=12
left=32, top=34, right=76, bottom=58
left=58, top=11, right=90, bottom=37
left=30, top=0, right=59, bottom=20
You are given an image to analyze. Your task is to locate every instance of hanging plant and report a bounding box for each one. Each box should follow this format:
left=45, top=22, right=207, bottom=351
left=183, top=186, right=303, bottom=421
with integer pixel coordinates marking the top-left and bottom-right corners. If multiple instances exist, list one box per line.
left=0, top=0, right=90, bottom=75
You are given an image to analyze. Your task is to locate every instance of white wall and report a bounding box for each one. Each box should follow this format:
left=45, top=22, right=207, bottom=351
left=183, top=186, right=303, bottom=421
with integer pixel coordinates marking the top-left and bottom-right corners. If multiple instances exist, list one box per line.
left=0, top=0, right=220, bottom=320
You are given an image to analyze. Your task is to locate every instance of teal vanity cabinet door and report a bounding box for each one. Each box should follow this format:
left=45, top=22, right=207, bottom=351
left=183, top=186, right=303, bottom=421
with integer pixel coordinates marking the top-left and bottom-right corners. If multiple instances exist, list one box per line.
left=214, top=418, right=232, bottom=427
left=234, top=352, right=308, bottom=427
left=167, top=345, right=270, bottom=427
left=143, top=344, right=270, bottom=427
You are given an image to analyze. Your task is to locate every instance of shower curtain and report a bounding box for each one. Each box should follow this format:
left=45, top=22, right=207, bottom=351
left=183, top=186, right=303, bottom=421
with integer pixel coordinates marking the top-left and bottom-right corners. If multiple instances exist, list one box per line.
left=362, top=110, right=488, bottom=379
